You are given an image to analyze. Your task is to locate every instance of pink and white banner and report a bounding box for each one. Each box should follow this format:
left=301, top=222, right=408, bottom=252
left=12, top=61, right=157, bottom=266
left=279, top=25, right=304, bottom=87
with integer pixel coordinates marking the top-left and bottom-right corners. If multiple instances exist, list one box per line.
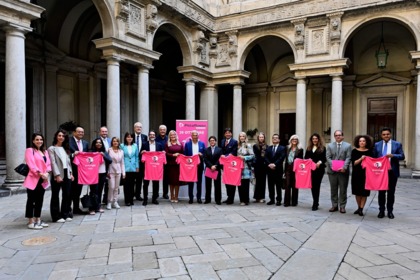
left=176, top=120, right=208, bottom=147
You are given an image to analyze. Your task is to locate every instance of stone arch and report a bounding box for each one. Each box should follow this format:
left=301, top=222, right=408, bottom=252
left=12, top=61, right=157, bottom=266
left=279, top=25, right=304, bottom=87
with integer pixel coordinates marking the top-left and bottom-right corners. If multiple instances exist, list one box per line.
left=91, top=0, right=117, bottom=38
left=340, top=16, right=419, bottom=58
left=239, top=34, right=296, bottom=70
left=152, top=22, right=192, bottom=66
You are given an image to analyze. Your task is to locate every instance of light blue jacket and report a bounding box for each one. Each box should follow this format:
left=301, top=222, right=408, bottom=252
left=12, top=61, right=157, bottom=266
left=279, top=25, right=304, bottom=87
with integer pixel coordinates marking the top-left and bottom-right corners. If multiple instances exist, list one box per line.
left=120, top=144, right=139, bottom=172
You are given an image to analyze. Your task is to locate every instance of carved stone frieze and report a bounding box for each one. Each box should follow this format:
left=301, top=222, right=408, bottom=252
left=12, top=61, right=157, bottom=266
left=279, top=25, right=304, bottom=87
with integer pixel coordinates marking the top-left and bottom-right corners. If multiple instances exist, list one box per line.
left=327, top=12, right=343, bottom=42
left=161, top=0, right=215, bottom=30
left=116, top=0, right=129, bottom=22
left=193, top=28, right=209, bottom=65
left=126, top=2, right=146, bottom=39
left=226, top=30, right=238, bottom=57
left=146, top=4, right=158, bottom=34
left=291, top=18, right=306, bottom=50
left=306, top=25, right=330, bottom=56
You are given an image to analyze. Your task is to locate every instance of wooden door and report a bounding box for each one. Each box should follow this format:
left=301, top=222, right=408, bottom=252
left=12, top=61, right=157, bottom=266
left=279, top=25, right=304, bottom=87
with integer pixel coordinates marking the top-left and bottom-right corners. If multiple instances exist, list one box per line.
left=367, top=98, right=396, bottom=142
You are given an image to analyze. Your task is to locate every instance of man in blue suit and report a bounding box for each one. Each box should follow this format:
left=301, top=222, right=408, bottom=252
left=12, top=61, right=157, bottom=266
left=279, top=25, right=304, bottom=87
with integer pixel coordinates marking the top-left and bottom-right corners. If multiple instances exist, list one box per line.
left=140, top=130, right=164, bottom=206
left=221, top=128, right=238, bottom=204
left=184, top=130, right=206, bottom=204
left=69, top=126, right=89, bottom=215
left=373, top=127, right=405, bottom=219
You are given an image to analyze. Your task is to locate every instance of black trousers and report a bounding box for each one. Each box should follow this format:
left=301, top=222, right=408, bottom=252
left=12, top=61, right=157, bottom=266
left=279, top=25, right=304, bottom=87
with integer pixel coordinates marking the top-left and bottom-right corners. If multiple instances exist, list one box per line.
left=124, top=172, right=136, bottom=205
left=253, top=167, right=266, bottom=200
left=71, top=166, right=83, bottom=212
left=90, top=172, right=107, bottom=211
left=26, top=178, right=45, bottom=218
left=50, top=170, right=71, bottom=221
left=135, top=166, right=144, bottom=199
left=267, top=170, right=282, bottom=203
left=284, top=165, right=298, bottom=206
left=162, top=165, right=169, bottom=196
left=238, top=179, right=250, bottom=203
left=205, top=172, right=221, bottom=203
left=102, top=178, right=109, bottom=204
left=311, top=169, right=324, bottom=207
left=226, top=184, right=236, bottom=203
left=378, top=171, right=398, bottom=212
left=143, top=180, right=159, bottom=201
left=188, top=165, right=203, bottom=200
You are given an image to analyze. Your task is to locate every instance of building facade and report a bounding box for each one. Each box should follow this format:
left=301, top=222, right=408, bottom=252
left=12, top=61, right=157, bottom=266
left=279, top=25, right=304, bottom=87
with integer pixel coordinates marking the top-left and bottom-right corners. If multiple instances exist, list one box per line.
left=1, top=0, right=420, bottom=187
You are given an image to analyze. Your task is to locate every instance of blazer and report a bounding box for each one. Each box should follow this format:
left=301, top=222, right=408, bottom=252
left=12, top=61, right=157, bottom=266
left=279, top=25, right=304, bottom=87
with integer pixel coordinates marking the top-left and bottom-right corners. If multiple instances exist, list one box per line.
left=48, top=146, right=72, bottom=179
left=304, top=147, right=327, bottom=172
left=373, top=140, right=405, bottom=177
left=141, top=141, right=164, bottom=152
left=203, top=146, right=223, bottom=171
left=284, top=147, right=304, bottom=171
left=108, top=148, right=125, bottom=176
left=221, top=138, right=238, bottom=156
left=326, top=141, right=352, bottom=174
left=69, top=137, right=89, bottom=156
left=101, top=137, right=112, bottom=150
left=23, top=148, right=52, bottom=190
left=120, top=144, right=139, bottom=172
left=264, top=144, right=286, bottom=173
left=134, top=133, right=148, bottom=150
left=184, top=140, right=206, bottom=167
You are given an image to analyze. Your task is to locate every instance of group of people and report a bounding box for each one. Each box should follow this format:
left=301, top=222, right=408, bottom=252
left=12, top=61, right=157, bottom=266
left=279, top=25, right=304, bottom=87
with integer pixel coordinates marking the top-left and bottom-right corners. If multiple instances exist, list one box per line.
left=22, top=123, right=405, bottom=230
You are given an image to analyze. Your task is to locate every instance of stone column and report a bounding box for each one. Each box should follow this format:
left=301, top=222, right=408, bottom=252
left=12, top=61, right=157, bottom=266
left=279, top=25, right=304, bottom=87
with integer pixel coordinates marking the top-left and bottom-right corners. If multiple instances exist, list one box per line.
left=331, top=75, right=343, bottom=138
left=200, top=85, right=218, bottom=138
left=413, top=67, right=420, bottom=177
left=186, top=80, right=195, bottom=120
left=296, top=77, right=307, bottom=147
left=106, top=58, right=120, bottom=138
left=138, top=65, right=150, bottom=133
left=233, top=84, right=243, bottom=138
left=3, top=25, right=30, bottom=187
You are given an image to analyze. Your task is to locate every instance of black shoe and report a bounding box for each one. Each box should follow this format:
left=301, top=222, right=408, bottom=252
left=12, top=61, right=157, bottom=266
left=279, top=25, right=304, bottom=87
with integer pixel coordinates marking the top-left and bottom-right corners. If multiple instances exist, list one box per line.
left=197, top=199, right=202, bottom=204
left=378, top=211, right=385, bottom=218
left=162, top=194, right=169, bottom=199
left=136, top=197, right=144, bottom=201
left=226, top=201, right=234, bottom=205
left=358, top=210, right=364, bottom=216
left=354, top=209, right=360, bottom=214
left=204, top=200, right=211, bottom=204
left=276, top=201, right=281, bottom=206
left=388, top=212, right=394, bottom=219
left=267, top=201, right=275, bottom=205
left=142, top=200, right=147, bottom=206
left=312, top=206, right=318, bottom=211
left=152, top=200, right=159, bottom=205
left=216, top=202, right=221, bottom=205
left=189, top=199, right=193, bottom=204
left=222, top=200, right=228, bottom=204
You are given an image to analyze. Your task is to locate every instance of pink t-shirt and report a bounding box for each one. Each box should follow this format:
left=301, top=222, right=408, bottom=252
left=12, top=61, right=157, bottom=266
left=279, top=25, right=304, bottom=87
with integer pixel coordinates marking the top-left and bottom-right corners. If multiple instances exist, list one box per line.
left=176, top=154, right=200, bottom=182
left=73, top=152, right=104, bottom=184
left=362, top=156, right=391, bottom=191
left=142, top=151, right=167, bottom=181
left=293, top=159, right=317, bottom=189
left=219, top=155, right=244, bottom=186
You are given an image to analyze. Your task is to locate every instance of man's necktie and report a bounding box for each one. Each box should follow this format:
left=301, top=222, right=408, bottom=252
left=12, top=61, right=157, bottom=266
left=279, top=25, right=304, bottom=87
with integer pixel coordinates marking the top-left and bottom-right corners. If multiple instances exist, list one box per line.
left=273, top=145, right=277, bottom=155
left=225, top=140, right=229, bottom=147
left=212, top=147, right=214, bottom=155
left=382, top=141, right=388, bottom=156
left=137, top=135, right=140, bottom=146
left=77, top=140, right=82, bottom=151
left=337, top=143, right=341, bottom=159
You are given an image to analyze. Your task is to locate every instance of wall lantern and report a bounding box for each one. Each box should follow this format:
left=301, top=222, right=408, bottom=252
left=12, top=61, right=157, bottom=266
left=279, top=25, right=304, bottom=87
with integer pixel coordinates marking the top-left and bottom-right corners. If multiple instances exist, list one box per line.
left=375, top=22, right=389, bottom=69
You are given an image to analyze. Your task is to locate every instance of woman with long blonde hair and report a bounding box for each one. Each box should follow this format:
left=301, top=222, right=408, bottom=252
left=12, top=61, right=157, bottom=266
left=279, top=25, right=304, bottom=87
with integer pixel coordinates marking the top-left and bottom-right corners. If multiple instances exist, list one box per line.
left=236, top=132, right=255, bottom=205
left=165, top=130, right=183, bottom=202
left=284, top=134, right=304, bottom=207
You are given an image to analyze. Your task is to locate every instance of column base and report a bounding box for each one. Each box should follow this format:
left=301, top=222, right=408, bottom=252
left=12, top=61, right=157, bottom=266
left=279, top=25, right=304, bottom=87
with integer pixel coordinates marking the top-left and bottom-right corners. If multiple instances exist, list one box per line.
left=412, top=170, right=420, bottom=179
left=1, top=179, right=26, bottom=197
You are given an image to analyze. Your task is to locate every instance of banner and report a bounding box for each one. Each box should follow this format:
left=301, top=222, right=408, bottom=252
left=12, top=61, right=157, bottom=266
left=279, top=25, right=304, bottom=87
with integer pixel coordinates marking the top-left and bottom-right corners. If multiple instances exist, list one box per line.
left=176, top=120, right=208, bottom=147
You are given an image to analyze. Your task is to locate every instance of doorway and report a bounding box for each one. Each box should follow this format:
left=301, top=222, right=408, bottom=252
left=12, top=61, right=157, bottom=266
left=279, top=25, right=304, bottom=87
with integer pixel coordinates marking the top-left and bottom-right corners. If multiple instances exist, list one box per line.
left=279, top=113, right=296, bottom=146
left=367, top=97, right=397, bottom=142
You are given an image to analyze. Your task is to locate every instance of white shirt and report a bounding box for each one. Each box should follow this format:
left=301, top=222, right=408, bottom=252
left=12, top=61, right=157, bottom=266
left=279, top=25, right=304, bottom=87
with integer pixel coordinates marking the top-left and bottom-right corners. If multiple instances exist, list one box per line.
left=149, top=142, right=156, bottom=152
left=192, top=142, right=199, bottom=155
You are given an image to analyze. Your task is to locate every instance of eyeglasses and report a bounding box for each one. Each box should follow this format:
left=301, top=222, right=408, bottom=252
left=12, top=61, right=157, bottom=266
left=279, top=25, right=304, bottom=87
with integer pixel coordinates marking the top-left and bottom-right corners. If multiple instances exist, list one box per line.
left=334, top=134, right=342, bottom=137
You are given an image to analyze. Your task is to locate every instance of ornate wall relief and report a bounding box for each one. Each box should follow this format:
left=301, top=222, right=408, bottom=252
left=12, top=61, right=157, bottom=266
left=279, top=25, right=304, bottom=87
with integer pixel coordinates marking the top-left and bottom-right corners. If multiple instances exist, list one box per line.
left=291, top=18, right=306, bottom=50
left=305, top=19, right=329, bottom=56
left=193, top=28, right=209, bottom=65
left=126, top=2, right=146, bottom=39
left=327, top=12, right=343, bottom=42
left=209, top=34, right=218, bottom=59
left=146, top=4, right=158, bottom=34
left=215, top=31, right=238, bottom=67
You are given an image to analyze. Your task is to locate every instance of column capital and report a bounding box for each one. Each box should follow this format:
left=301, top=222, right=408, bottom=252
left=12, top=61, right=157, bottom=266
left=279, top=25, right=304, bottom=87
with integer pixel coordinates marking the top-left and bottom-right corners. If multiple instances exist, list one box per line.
left=3, top=23, right=31, bottom=37
left=183, top=79, right=196, bottom=85
left=104, top=56, right=122, bottom=65
left=330, top=74, right=343, bottom=80
left=138, top=64, right=153, bottom=72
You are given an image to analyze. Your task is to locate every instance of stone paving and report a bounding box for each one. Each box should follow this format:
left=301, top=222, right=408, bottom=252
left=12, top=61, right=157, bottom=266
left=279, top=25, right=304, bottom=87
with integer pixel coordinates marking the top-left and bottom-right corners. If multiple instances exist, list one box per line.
left=0, top=176, right=419, bottom=279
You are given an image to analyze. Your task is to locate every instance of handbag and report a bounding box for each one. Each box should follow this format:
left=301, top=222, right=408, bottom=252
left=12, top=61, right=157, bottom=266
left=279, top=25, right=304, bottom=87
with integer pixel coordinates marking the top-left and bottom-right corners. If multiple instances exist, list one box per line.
left=14, top=163, right=29, bottom=176
left=81, top=188, right=98, bottom=209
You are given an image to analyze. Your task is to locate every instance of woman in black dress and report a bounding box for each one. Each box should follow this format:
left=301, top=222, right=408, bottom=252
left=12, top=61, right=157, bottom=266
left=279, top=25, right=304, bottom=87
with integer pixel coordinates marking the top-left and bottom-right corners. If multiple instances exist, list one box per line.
left=304, top=133, right=326, bottom=211
left=252, top=132, right=267, bottom=203
left=351, top=135, right=373, bottom=216
left=284, top=135, right=304, bottom=207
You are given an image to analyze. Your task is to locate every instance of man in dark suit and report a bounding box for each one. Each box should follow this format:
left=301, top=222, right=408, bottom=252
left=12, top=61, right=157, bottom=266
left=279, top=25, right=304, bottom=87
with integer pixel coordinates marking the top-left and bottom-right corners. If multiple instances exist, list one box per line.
left=373, top=127, right=405, bottom=219
left=134, top=122, right=148, bottom=201
left=140, top=130, right=164, bottom=206
left=69, top=126, right=89, bottom=215
left=184, top=130, right=206, bottom=204
left=326, top=130, right=352, bottom=213
left=265, top=134, right=286, bottom=206
left=221, top=128, right=238, bottom=204
left=99, top=126, right=111, bottom=204
left=203, top=136, right=223, bottom=205
left=156, top=124, right=169, bottom=199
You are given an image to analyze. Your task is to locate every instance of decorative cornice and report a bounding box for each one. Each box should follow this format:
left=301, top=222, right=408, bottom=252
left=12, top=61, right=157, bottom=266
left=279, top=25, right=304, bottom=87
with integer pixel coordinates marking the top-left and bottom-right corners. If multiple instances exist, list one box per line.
left=289, top=58, right=350, bottom=78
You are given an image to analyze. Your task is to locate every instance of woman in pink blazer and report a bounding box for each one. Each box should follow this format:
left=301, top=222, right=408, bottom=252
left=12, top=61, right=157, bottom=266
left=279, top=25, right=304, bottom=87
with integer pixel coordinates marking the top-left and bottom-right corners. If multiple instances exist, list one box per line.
left=107, top=137, right=125, bottom=210
left=23, top=133, right=52, bottom=229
